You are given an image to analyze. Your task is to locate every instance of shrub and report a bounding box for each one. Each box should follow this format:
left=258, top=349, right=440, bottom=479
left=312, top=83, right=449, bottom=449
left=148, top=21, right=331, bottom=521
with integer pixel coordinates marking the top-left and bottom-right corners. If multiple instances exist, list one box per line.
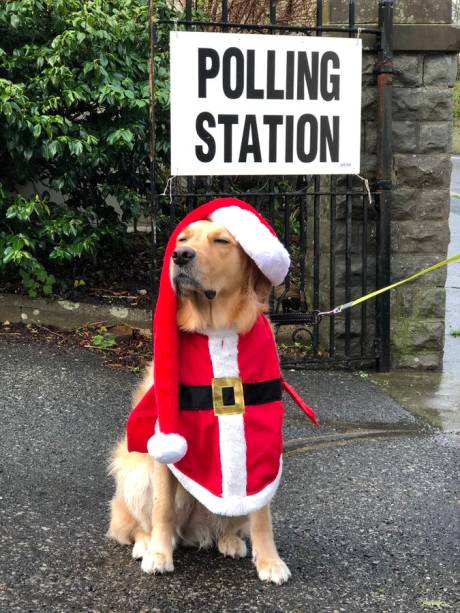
left=0, top=0, right=176, bottom=295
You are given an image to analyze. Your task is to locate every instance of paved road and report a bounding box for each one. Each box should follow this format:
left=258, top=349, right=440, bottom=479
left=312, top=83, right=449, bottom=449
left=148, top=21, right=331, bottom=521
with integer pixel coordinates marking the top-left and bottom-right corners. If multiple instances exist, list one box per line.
left=1, top=339, right=458, bottom=612
left=446, top=157, right=460, bottom=371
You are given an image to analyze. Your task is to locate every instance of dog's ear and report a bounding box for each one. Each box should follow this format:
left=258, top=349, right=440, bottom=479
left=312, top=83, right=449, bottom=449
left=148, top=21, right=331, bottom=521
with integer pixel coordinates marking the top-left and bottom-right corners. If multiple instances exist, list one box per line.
left=246, top=259, right=273, bottom=306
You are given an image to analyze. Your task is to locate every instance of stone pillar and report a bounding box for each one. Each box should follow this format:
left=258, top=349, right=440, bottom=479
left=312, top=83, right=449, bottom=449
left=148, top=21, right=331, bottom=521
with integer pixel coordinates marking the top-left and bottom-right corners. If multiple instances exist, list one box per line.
left=327, top=0, right=460, bottom=369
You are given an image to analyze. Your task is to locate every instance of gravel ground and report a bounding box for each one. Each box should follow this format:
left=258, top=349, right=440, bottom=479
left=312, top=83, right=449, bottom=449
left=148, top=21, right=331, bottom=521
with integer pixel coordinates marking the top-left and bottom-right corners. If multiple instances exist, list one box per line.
left=0, top=339, right=458, bottom=612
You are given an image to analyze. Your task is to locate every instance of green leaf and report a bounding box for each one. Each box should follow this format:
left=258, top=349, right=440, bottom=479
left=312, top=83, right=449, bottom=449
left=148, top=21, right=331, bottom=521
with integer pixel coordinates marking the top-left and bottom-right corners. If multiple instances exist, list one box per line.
left=106, top=128, right=135, bottom=149
left=3, top=246, right=17, bottom=264
left=68, top=140, right=83, bottom=155
left=48, top=141, right=58, bottom=157
left=92, top=334, right=117, bottom=349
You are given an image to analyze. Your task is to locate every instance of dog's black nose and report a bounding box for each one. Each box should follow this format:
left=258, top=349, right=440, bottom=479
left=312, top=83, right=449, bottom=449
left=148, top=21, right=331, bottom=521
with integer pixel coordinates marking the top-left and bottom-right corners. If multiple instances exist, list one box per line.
left=172, top=246, right=196, bottom=267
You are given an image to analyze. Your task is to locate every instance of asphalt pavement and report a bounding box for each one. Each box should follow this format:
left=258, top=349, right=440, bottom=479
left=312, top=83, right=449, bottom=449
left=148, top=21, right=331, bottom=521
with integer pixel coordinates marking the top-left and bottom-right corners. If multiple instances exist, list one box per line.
left=1, top=338, right=458, bottom=612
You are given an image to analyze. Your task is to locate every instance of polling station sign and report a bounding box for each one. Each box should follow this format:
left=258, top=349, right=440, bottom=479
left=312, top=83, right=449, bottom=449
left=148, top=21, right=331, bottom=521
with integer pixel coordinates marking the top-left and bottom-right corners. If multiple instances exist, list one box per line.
left=170, top=31, right=362, bottom=176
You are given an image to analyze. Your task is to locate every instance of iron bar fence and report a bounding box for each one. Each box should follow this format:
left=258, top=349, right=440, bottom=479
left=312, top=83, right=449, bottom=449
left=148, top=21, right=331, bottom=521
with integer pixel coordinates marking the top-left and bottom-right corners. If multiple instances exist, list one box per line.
left=149, top=0, right=393, bottom=370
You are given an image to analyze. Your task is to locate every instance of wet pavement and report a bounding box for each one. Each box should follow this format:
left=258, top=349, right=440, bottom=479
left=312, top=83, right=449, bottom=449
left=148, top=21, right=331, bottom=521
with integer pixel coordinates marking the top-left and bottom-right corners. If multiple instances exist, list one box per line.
left=1, top=338, right=458, bottom=612
left=444, top=156, right=460, bottom=373
left=371, top=156, right=460, bottom=433
left=369, top=370, right=460, bottom=433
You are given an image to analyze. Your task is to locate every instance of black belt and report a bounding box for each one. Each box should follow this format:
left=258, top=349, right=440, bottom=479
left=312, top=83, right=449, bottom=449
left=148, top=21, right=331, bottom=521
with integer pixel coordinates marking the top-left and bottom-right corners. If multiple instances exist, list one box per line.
left=179, top=378, right=282, bottom=411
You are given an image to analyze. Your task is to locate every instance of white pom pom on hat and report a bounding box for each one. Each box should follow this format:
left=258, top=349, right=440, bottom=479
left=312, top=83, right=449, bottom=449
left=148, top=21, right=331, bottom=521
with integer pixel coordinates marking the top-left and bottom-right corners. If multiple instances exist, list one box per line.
left=147, top=432, right=188, bottom=464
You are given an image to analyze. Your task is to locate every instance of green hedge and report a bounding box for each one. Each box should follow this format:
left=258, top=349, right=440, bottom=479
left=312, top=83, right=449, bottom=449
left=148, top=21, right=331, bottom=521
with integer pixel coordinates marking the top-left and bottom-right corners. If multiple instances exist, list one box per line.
left=0, top=0, right=176, bottom=296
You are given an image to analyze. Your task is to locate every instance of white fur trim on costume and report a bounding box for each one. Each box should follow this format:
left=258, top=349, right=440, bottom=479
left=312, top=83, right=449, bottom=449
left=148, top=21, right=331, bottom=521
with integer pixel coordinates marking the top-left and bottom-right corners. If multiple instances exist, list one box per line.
left=208, top=330, right=246, bottom=499
left=207, top=328, right=239, bottom=378
left=168, top=460, right=283, bottom=517
left=209, top=206, right=290, bottom=286
left=147, top=432, right=187, bottom=464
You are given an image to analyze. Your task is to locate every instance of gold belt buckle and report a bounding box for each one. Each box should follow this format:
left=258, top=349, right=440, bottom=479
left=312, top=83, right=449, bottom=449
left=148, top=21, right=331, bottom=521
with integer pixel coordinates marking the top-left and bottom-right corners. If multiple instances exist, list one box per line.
left=212, top=377, right=245, bottom=416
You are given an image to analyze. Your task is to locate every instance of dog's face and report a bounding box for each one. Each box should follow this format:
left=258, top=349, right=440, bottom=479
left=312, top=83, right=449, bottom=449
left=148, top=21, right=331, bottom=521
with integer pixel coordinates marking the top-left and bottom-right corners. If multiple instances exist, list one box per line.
left=171, top=220, right=249, bottom=300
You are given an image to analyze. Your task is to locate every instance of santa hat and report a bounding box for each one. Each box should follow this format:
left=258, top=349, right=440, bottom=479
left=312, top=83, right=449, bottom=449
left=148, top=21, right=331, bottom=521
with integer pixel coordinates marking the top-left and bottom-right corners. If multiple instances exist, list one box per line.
left=147, top=197, right=290, bottom=464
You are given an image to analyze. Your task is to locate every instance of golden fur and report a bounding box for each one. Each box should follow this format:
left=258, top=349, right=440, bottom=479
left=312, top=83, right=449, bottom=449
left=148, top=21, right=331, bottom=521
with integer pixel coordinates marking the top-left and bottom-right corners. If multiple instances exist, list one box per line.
left=108, top=220, right=291, bottom=584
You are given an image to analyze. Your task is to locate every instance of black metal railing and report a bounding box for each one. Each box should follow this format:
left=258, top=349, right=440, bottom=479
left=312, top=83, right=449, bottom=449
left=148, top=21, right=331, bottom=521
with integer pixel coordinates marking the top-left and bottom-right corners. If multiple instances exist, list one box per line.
left=149, top=0, right=393, bottom=370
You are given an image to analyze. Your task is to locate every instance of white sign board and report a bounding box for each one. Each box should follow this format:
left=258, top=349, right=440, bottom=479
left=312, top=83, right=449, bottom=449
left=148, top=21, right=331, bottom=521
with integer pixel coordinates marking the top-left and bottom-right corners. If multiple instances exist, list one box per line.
left=170, top=31, right=362, bottom=176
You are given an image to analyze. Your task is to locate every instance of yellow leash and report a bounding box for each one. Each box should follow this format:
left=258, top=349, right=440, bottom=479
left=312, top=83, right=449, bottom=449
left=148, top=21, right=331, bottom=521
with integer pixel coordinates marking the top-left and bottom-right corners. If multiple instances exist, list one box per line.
left=317, top=252, right=460, bottom=320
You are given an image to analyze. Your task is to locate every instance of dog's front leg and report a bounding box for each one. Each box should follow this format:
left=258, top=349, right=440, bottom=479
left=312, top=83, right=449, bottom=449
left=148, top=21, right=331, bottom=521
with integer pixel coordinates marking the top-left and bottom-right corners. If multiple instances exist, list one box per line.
left=141, top=461, right=177, bottom=574
left=250, top=504, right=291, bottom=585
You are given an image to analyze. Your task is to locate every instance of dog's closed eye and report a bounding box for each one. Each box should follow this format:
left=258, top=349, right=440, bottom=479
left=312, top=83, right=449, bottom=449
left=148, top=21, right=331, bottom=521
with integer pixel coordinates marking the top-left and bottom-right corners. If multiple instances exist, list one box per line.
left=213, top=238, right=230, bottom=244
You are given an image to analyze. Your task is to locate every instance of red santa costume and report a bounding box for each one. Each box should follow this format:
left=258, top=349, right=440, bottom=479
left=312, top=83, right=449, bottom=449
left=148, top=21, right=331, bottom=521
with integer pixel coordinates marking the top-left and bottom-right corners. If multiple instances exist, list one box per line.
left=126, top=198, right=318, bottom=517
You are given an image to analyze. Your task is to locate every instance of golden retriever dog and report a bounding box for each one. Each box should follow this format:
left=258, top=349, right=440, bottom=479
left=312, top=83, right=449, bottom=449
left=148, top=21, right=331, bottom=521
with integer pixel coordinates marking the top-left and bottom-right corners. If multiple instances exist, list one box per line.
left=108, top=219, right=291, bottom=584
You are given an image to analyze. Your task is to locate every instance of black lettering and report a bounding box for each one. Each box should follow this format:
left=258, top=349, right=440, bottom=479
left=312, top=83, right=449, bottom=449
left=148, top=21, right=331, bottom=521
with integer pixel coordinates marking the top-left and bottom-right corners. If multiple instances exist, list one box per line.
left=297, top=114, right=318, bottom=163
left=263, top=115, right=283, bottom=163
left=195, top=112, right=216, bottom=162
left=217, top=114, right=239, bottom=162
left=285, top=115, right=294, bottom=163
left=239, top=115, right=262, bottom=163
left=198, top=48, right=220, bottom=98
left=246, top=50, right=264, bottom=99
left=223, top=48, right=244, bottom=99
left=320, top=52, right=340, bottom=101
left=297, top=51, right=319, bottom=100
left=267, top=50, right=283, bottom=99
left=320, top=116, right=339, bottom=162
left=285, top=51, right=295, bottom=100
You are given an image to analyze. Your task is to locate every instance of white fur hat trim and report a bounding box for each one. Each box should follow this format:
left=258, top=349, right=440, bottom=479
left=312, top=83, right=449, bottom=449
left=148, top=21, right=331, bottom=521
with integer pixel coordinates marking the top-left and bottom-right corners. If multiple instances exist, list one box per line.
left=209, top=206, right=290, bottom=286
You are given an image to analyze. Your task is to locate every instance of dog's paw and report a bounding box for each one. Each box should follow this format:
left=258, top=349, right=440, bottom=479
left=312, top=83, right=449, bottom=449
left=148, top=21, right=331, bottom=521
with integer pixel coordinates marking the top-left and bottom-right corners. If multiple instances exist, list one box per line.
left=217, top=535, right=247, bottom=559
left=141, top=551, right=174, bottom=574
left=132, top=539, right=148, bottom=560
left=255, top=558, right=291, bottom=585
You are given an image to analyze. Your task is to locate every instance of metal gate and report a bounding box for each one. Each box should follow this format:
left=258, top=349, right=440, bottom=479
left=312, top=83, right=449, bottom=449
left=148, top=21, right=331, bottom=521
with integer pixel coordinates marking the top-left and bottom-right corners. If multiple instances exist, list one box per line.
left=149, top=0, right=393, bottom=371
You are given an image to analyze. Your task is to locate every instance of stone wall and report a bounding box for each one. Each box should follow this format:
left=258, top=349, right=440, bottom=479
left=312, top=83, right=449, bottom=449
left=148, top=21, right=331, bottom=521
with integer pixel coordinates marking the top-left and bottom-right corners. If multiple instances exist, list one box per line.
left=389, top=52, right=455, bottom=368
left=327, top=0, right=460, bottom=369
left=329, top=0, right=453, bottom=25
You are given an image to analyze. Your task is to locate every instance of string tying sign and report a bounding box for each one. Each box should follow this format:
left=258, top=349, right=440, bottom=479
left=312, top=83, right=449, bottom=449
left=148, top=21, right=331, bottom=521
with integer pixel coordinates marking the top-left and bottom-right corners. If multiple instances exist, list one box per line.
left=170, top=31, right=362, bottom=176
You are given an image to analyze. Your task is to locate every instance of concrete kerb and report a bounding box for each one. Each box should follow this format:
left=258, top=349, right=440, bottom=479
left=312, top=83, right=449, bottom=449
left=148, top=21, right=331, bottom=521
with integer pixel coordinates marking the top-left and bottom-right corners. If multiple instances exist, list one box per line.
left=0, top=293, right=152, bottom=332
